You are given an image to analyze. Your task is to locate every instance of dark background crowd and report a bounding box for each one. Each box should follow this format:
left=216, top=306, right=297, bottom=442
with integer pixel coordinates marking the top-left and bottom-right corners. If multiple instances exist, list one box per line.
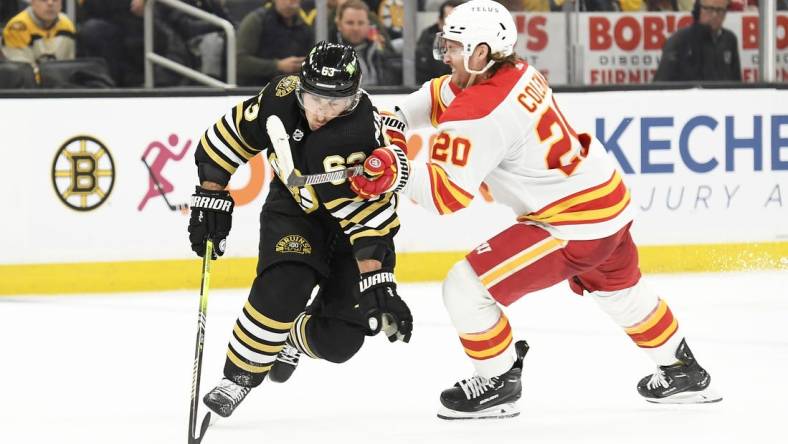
left=0, top=0, right=785, bottom=89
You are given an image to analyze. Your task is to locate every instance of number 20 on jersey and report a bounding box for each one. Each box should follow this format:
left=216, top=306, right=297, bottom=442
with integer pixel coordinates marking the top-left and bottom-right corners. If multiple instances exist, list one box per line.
left=431, top=133, right=471, bottom=166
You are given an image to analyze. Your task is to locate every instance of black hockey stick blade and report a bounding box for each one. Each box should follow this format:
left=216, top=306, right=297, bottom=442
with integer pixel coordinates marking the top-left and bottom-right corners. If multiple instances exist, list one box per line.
left=188, top=412, right=211, bottom=444
left=141, top=157, right=177, bottom=211
left=286, top=165, right=364, bottom=187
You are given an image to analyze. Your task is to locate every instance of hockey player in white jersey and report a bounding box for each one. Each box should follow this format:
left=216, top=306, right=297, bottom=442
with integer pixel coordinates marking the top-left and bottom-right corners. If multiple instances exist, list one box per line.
left=350, top=0, right=721, bottom=420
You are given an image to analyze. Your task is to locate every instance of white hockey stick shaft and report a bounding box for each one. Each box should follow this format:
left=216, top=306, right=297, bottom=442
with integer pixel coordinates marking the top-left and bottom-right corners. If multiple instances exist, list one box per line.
left=265, top=115, right=295, bottom=185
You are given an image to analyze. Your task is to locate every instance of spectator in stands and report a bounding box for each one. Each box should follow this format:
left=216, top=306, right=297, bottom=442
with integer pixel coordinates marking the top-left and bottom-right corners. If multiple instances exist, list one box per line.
left=1, top=0, right=21, bottom=25
left=524, top=0, right=550, bottom=10
left=619, top=0, right=645, bottom=10
left=2, top=0, right=75, bottom=76
left=300, top=0, right=317, bottom=25
left=328, top=0, right=390, bottom=51
left=646, top=0, right=678, bottom=10
left=236, top=0, right=313, bottom=86
left=549, top=0, right=617, bottom=10
left=78, top=0, right=149, bottom=87
left=495, top=0, right=524, bottom=9
left=654, top=0, right=741, bottom=82
left=79, top=0, right=189, bottom=87
left=160, top=0, right=232, bottom=80
left=333, top=0, right=395, bottom=86
left=416, top=0, right=463, bottom=83
left=376, top=0, right=403, bottom=52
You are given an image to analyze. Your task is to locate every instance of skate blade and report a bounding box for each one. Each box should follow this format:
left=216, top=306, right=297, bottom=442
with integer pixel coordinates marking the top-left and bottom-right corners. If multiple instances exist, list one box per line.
left=437, top=403, right=520, bottom=420
left=645, top=385, right=723, bottom=404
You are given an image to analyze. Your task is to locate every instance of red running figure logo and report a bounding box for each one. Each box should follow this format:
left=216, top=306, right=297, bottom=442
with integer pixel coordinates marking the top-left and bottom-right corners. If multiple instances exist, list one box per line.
left=139, top=134, right=192, bottom=212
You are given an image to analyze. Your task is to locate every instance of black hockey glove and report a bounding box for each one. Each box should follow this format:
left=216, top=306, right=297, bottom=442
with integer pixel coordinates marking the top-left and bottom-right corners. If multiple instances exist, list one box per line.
left=358, top=269, right=412, bottom=343
left=188, top=186, right=234, bottom=259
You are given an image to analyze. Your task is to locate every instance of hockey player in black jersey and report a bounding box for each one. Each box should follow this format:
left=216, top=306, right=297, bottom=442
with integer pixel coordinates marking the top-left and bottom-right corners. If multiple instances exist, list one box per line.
left=187, top=41, right=413, bottom=419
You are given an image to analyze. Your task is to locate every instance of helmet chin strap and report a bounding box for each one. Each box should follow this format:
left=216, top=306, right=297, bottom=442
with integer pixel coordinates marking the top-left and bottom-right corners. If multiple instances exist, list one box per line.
left=462, top=55, right=495, bottom=87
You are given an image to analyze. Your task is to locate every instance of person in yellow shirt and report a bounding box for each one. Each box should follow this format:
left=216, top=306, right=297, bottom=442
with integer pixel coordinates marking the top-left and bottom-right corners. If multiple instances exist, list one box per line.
left=2, top=0, right=75, bottom=74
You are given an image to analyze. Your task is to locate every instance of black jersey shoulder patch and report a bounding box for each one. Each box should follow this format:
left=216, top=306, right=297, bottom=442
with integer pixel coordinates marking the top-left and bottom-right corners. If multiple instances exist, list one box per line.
left=275, top=76, right=300, bottom=97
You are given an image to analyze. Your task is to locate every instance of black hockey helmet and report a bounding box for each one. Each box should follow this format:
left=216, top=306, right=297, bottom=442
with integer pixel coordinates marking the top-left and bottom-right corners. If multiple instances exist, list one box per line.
left=300, top=41, right=361, bottom=97
left=297, top=41, right=363, bottom=117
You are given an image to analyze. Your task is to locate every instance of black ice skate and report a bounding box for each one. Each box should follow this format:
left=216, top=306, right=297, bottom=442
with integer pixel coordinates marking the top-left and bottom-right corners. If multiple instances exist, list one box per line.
left=437, top=340, right=529, bottom=420
left=268, top=338, right=301, bottom=383
left=203, top=378, right=252, bottom=417
left=637, top=338, right=722, bottom=404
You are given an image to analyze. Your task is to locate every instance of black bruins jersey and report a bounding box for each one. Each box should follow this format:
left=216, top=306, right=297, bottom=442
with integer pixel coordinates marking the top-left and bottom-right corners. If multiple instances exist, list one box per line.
left=195, top=75, right=399, bottom=262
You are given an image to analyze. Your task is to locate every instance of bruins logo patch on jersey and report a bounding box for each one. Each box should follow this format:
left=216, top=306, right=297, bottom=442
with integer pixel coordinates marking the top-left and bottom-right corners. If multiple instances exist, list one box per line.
left=9, top=21, right=26, bottom=32
left=275, top=76, right=299, bottom=97
left=275, top=235, right=312, bottom=254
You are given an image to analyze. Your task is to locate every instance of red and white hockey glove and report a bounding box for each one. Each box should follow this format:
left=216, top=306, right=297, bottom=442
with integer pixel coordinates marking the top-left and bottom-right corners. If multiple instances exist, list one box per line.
left=380, top=111, right=408, bottom=152
left=350, top=145, right=409, bottom=199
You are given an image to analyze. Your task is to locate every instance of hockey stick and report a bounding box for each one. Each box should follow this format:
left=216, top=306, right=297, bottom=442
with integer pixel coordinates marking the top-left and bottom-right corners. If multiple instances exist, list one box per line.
left=286, top=165, right=363, bottom=187
left=141, top=157, right=189, bottom=211
left=188, top=240, right=213, bottom=444
left=265, top=115, right=364, bottom=187
left=265, top=115, right=296, bottom=186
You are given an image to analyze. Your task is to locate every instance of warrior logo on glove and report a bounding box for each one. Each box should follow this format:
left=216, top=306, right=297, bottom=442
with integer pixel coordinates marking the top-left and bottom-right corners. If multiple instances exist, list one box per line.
left=357, top=269, right=413, bottom=343
left=188, top=186, right=234, bottom=259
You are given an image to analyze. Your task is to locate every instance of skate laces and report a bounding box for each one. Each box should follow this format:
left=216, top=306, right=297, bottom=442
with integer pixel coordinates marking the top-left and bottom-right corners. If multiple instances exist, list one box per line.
left=215, top=378, right=251, bottom=403
left=278, top=343, right=301, bottom=365
left=458, top=375, right=498, bottom=399
left=646, top=369, right=670, bottom=390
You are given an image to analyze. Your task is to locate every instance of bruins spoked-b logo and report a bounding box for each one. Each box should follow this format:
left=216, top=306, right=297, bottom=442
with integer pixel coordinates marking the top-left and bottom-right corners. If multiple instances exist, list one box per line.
left=275, top=75, right=298, bottom=97
left=275, top=235, right=312, bottom=255
left=51, top=135, right=115, bottom=211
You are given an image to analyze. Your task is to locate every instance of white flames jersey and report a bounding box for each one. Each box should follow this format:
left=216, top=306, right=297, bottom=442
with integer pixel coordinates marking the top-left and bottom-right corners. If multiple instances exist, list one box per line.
left=398, top=63, right=634, bottom=240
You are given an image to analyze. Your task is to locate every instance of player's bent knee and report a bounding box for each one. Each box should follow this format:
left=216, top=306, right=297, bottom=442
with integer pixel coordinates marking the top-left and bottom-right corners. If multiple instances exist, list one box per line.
left=309, top=320, right=365, bottom=363
left=442, top=260, right=496, bottom=320
left=591, top=282, right=658, bottom=322
left=249, top=262, right=318, bottom=318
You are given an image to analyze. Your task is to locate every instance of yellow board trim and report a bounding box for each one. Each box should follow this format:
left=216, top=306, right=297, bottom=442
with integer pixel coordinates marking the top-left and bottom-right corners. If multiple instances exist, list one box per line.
left=1, top=242, right=786, bottom=295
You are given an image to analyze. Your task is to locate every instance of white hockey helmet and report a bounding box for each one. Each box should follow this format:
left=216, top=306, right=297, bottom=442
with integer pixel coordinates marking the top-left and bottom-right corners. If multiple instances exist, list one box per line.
left=439, top=0, right=517, bottom=75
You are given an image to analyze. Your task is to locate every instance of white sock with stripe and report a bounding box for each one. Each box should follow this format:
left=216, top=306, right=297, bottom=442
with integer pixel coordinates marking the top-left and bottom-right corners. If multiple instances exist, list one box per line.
left=288, top=312, right=320, bottom=359
left=591, top=282, right=684, bottom=366
left=443, top=260, right=516, bottom=378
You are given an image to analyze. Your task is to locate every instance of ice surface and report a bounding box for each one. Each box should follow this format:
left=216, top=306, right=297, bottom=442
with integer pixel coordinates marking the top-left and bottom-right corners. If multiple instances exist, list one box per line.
left=1, top=271, right=786, bottom=444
